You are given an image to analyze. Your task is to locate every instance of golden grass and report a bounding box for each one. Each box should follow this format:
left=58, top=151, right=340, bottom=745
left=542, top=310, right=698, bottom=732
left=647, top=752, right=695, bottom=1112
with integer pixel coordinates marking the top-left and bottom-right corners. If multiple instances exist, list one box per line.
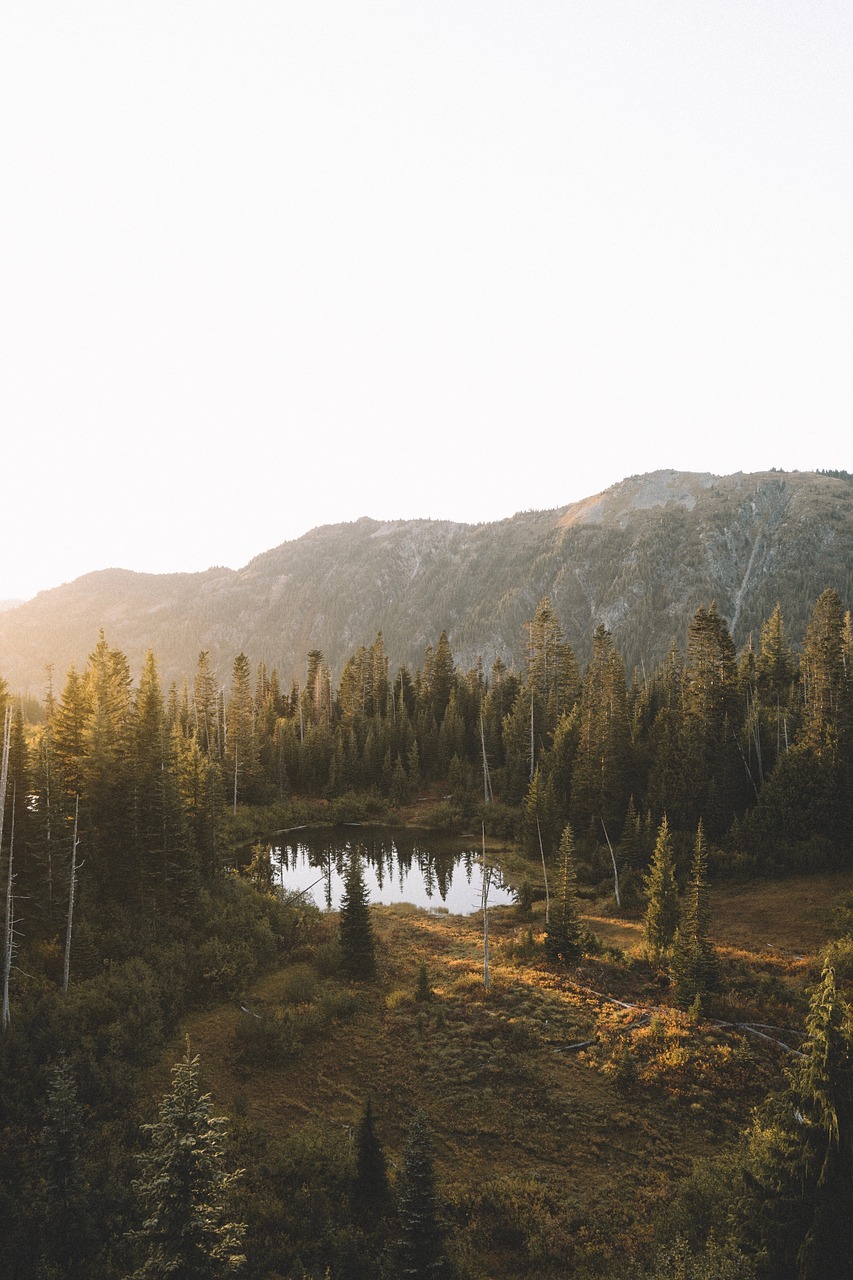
left=156, top=868, right=852, bottom=1277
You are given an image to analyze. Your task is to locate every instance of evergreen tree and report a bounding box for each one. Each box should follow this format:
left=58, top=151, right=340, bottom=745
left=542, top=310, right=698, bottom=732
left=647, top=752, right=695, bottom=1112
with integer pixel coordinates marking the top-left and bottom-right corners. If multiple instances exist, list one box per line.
left=339, top=852, right=377, bottom=980
left=544, top=823, right=586, bottom=966
left=396, top=1111, right=447, bottom=1279
left=643, top=816, right=680, bottom=964
left=134, top=650, right=166, bottom=901
left=645, top=643, right=690, bottom=831
left=570, top=625, right=631, bottom=836
left=429, top=631, right=456, bottom=727
left=525, top=597, right=581, bottom=743
left=193, top=650, right=221, bottom=758
left=671, top=821, right=719, bottom=1007
left=799, top=588, right=848, bottom=760
left=681, top=603, right=744, bottom=837
left=739, top=959, right=853, bottom=1279
left=352, top=1096, right=391, bottom=1224
left=521, top=766, right=559, bottom=859
left=81, top=635, right=136, bottom=905
left=225, top=654, right=257, bottom=812
left=756, top=602, right=797, bottom=702
left=38, top=1057, right=93, bottom=1280
left=129, top=1047, right=245, bottom=1280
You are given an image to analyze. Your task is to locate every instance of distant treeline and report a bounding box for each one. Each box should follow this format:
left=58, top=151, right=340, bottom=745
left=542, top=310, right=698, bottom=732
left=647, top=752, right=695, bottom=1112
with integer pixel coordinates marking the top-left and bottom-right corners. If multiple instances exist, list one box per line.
left=1, top=587, right=850, bottom=952
left=0, top=590, right=852, bottom=1278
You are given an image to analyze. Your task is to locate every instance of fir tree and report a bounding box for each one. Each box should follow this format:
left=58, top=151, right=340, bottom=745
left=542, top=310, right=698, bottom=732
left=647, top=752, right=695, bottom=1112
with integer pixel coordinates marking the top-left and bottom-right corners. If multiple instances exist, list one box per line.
left=671, top=821, right=720, bottom=1007
left=38, top=1057, right=93, bottom=1280
left=740, top=959, right=853, bottom=1279
left=544, top=823, right=586, bottom=966
left=570, top=625, right=631, bottom=835
left=129, top=1047, right=245, bottom=1280
left=339, top=851, right=377, bottom=980
left=643, top=816, right=680, bottom=965
left=352, top=1096, right=391, bottom=1224
left=396, top=1111, right=447, bottom=1279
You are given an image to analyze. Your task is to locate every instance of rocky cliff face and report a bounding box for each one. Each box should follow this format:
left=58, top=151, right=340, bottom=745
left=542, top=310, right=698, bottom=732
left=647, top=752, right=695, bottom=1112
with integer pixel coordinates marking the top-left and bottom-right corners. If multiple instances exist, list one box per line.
left=2, top=470, right=851, bottom=693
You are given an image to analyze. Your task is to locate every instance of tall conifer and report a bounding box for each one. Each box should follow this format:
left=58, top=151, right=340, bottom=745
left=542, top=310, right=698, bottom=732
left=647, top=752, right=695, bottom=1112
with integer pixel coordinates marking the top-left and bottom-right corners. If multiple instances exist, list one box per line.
left=339, top=851, right=377, bottom=980
left=643, top=816, right=680, bottom=964
left=129, top=1047, right=245, bottom=1279
left=396, top=1111, right=447, bottom=1279
left=352, top=1096, right=391, bottom=1223
left=544, top=823, right=586, bottom=965
left=671, top=821, right=719, bottom=1006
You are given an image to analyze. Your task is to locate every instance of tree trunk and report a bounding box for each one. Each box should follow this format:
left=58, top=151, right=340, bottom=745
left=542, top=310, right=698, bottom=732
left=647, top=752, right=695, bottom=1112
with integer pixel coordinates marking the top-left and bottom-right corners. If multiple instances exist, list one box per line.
left=600, top=818, right=621, bottom=909
left=2, top=786, right=15, bottom=1028
left=0, top=708, right=12, bottom=1028
left=537, top=816, right=550, bottom=924
left=63, top=795, right=80, bottom=994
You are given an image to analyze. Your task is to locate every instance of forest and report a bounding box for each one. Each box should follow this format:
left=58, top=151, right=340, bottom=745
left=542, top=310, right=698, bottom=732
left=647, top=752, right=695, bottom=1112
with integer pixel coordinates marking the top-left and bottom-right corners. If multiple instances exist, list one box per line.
left=1, top=588, right=852, bottom=1279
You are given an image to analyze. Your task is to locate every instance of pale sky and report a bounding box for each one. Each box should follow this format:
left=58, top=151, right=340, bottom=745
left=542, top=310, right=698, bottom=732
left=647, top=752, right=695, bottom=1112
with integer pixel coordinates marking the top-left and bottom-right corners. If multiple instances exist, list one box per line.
left=2, top=2, right=851, bottom=602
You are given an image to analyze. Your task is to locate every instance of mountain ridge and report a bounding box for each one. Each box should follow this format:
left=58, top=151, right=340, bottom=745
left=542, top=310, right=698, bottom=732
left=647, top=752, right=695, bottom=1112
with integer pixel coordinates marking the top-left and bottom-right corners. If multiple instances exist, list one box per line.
left=3, top=469, right=852, bottom=695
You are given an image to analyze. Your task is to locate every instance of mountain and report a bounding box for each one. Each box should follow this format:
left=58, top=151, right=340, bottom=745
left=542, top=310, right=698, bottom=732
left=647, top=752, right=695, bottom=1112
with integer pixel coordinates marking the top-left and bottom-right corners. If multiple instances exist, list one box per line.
left=2, top=469, right=852, bottom=695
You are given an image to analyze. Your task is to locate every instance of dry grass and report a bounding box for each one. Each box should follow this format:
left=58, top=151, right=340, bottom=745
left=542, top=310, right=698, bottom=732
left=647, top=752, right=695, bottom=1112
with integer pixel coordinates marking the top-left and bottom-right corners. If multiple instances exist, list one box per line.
left=156, top=869, right=851, bottom=1277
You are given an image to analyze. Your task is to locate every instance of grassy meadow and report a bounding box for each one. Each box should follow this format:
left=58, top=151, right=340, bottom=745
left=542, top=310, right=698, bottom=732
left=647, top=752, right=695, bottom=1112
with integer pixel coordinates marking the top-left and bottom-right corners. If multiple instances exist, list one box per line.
left=144, top=866, right=853, bottom=1278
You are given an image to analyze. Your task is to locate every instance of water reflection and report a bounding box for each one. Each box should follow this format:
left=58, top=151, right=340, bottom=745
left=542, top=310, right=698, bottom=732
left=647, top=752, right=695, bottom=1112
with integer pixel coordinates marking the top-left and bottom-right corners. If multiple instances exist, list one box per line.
left=273, top=827, right=514, bottom=915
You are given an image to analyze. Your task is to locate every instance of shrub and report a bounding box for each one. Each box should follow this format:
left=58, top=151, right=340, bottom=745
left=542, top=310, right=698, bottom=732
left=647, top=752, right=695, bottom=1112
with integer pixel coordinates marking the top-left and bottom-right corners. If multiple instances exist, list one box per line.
left=421, top=801, right=464, bottom=833
left=415, top=963, right=433, bottom=1002
left=279, top=963, right=319, bottom=1005
left=312, top=939, right=343, bottom=978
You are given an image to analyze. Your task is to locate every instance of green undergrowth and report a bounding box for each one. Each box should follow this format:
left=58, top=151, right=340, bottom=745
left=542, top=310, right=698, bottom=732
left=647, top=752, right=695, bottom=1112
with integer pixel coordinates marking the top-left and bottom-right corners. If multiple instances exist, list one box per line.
left=169, top=878, right=840, bottom=1280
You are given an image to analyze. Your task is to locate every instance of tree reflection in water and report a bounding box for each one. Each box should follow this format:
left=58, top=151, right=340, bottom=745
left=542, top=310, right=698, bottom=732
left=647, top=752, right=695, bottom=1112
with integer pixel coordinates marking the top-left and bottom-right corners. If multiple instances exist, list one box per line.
left=274, top=828, right=512, bottom=915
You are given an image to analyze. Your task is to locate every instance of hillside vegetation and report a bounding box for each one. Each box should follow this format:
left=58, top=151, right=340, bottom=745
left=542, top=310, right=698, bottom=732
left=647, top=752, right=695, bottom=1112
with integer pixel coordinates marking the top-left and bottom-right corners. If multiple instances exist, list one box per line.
left=163, top=870, right=849, bottom=1278
left=1, top=548, right=853, bottom=1276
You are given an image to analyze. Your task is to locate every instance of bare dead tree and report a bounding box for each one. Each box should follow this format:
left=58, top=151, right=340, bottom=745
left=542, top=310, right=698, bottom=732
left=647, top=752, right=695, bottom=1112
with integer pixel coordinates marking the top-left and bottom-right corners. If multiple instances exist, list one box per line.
left=600, top=818, right=621, bottom=909
left=0, top=707, right=12, bottom=1027
left=481, top=823, right=491, bottom=990
left=479, top=715, right=494, bottom=806
left=2, top=785, right=16, bottom=1028
left=63, top=795, right=81, bottom=994
left=537, top=816, right=551, bottom=924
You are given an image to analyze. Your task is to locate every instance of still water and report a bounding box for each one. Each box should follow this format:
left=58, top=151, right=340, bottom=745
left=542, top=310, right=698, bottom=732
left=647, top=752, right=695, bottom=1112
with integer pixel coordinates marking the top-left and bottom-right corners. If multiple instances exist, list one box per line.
left=273, top=827, right=515, bottom=915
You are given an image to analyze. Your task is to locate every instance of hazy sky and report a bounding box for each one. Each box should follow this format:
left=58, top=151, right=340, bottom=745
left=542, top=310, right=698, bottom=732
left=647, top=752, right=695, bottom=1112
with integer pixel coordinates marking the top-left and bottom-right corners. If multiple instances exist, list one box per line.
left=2, top=2, right=851, bottom=601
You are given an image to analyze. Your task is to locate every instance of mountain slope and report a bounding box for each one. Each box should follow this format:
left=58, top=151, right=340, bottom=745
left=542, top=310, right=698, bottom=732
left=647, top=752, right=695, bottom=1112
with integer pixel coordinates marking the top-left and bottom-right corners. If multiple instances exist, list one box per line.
left=3, top=470, right=852, bottom=693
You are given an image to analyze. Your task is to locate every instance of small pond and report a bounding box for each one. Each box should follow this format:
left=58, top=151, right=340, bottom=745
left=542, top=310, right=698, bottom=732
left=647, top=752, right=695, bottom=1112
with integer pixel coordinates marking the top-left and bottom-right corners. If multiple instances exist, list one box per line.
left=273, top=826, right=515, bottom=915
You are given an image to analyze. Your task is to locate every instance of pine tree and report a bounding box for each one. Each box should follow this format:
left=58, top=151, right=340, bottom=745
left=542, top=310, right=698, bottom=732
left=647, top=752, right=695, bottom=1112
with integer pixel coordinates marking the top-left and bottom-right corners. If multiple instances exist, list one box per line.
left=129, top=1047, right=245, bottom=1280
left=740, top=959, right=853, bottom=1279
left=81, top=636, right=136, bottom=905
left=38, top=1057, right=93, bottom=1280
left=570, top=625, right=631, bottom=835
left=544, top=823, right=586, bottom=965
left=352, top=1096, right=391, bottom=1224
left=225, top=654, right=257, bottom=813
left=799, top=588, right=848, bottom=759
left=339, top=852, right=377, bottom=980
left=643, top=816, right=680, bottom=964
left=429, top=631, right=456, bottom=727
left=681, top=603, right=744, bottom=837
left=525, top=597, right=581, bottom=743
left=671, top=821, right=719, bottom=1006
left=193, top=650, right=221, bottom=758
left=756, top=601, right=797, bottom=701
left=134, top=650, right=166, bottom=901
left=396, top=1111, right=447, bottom=1279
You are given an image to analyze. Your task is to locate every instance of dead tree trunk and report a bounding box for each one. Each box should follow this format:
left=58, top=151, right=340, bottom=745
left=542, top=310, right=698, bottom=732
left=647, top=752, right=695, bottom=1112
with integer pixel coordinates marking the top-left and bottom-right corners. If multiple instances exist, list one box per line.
left=600, top=818, right=621, bottom=909
left=537, top=816, right=550, bottom=924
left=0, top=708, right=12, bottom=1027
left=1, top=788, right=16, bottom=1028
left=63, top=795, right=80, bottom=994
left=481, top=823, right=491, bottom=990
